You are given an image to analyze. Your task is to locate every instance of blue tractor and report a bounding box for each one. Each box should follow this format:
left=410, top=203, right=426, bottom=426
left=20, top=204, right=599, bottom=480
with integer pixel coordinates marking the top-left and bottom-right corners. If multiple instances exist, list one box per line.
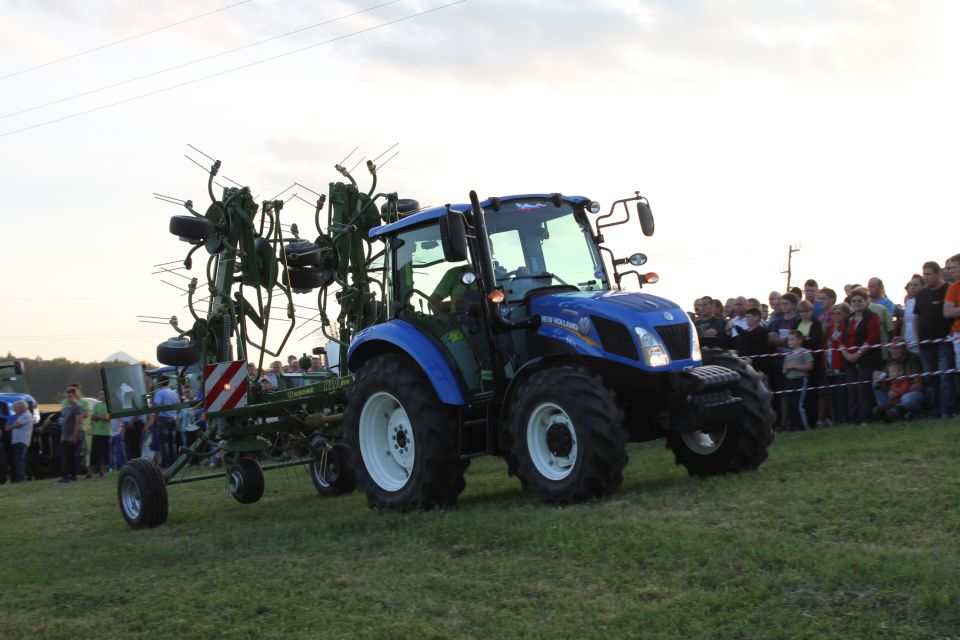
left=108, top=154, right=774, bottom=527
left=343, top=191, right=775, bottom=509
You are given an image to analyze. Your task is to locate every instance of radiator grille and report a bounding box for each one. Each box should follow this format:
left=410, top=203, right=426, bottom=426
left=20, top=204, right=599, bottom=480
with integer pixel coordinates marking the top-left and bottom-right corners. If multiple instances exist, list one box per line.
left=655, top=323, right=691, bottom=360
left=593, top=316, right=638, bottom=360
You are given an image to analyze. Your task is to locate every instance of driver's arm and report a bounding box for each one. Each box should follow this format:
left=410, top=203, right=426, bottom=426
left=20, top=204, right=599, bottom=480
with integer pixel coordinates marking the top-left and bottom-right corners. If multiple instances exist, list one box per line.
left=428, top=267, right=460, bottom=313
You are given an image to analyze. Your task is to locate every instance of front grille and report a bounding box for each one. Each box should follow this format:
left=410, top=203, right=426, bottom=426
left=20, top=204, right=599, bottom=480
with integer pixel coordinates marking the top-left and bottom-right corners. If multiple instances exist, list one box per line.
left=655, top=323, right=691, bottom=360
left=593, top=316, right=638, bottom=360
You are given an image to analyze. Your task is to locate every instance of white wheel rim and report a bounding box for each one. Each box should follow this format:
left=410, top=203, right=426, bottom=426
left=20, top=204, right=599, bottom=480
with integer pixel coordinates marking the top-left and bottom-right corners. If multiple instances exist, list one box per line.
left=359, top=391, right=415, bottom=492
left=120, top=476, right=142, bottom=519
left=526, top=402, right=577, bottom=481
left=681, top=428, right=727, bottom=455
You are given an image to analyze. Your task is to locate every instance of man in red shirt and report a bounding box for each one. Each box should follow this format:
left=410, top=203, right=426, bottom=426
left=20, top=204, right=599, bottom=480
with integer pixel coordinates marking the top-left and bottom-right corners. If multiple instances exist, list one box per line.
left=943, top=253, right=960, bottom=416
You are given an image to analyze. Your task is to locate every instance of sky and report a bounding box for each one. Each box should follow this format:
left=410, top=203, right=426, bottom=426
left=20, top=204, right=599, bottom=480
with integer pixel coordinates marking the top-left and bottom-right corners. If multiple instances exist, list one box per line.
left=1, top=0, right=958, bottom=364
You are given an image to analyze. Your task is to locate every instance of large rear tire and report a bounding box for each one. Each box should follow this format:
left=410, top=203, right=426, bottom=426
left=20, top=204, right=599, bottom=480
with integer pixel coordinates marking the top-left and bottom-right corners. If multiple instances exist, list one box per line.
left=666, top=349, right=775, bottom=476
left=344, top=354, right=468, bottom=510
left=507, top=367, right=627, bottom=504
left=117, top=458, right=168, bottom=529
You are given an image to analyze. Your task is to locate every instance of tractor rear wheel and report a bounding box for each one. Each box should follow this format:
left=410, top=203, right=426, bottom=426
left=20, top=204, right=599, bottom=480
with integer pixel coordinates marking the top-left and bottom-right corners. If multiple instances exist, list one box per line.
left=666, top=349, right=775, bottom=476
left=344, top=354, right=468, bottom=510
left=117, top=458, right=168, bottom=529
left=309, top=438, right=356, bottom=496
left=228, top=457, right=265, bottom=504
left=508, top=367, right=627, bottom=504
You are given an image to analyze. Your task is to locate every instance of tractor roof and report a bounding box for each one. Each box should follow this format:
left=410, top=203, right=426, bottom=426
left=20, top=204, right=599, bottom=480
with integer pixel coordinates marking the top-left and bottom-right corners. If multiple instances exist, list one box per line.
left=369, top=193, right=590, bottom=239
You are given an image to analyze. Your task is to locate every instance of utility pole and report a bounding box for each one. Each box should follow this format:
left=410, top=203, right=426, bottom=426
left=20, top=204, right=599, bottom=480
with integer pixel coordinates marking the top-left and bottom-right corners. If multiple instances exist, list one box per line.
left=781, top=243, right=801, bottom=291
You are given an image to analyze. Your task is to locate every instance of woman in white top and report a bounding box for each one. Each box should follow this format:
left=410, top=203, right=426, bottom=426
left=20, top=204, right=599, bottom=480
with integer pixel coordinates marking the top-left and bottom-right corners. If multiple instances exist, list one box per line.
left=902, top=274, right=923, bottom=354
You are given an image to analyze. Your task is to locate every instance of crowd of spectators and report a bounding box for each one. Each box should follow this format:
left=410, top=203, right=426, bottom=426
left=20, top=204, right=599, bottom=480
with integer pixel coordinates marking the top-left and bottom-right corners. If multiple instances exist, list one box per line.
left=691, top=255, right=960, bottom=430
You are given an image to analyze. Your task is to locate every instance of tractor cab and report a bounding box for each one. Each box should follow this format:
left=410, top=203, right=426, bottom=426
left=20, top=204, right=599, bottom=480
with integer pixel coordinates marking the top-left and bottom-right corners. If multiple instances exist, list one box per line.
left=374, top=195, right=610, bottom=396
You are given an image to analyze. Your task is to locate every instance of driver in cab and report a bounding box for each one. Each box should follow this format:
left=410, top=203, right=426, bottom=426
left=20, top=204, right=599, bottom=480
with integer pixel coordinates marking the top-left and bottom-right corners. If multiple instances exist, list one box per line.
left=428, top=264, right=478, bottom=314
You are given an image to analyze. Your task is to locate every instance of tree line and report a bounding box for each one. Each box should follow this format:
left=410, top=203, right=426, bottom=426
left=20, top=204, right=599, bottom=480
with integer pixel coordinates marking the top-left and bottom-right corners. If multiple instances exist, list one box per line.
left=6, top=354, right=144, bottom=404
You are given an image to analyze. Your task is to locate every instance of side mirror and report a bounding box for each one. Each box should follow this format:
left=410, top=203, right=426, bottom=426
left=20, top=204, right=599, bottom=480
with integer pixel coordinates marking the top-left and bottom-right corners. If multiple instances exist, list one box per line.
left=637, top=201, right=655, bottom=237
left=14, top=360, right=24, bottom=376
left=439, top=210, right=469, bottom=262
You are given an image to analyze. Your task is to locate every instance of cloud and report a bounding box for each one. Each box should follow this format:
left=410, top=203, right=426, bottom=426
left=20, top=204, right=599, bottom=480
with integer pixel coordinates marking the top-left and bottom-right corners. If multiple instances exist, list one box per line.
left=333, top=0, right=952, bottom=89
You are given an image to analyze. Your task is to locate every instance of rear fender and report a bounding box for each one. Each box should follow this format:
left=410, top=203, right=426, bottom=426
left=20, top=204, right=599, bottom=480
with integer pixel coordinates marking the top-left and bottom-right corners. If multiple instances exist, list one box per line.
left=348, top=320, right=466, bottom=406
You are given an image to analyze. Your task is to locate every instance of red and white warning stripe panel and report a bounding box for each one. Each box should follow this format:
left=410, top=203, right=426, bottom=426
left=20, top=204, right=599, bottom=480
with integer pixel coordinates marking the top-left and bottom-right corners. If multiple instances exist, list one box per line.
left=204, top=361, right=249, bottom=412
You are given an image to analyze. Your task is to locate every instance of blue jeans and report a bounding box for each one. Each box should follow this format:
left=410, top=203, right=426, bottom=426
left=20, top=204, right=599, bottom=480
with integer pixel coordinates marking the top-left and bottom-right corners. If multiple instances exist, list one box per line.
left=12, top=443, right=28, bottom=482
left=900, top=391, right=926, bottom=414
left=918, top=344, right=956, bottom=417
left=155, top=417, right=177, bottom=466
left=111, top=434, right=126, bottom=470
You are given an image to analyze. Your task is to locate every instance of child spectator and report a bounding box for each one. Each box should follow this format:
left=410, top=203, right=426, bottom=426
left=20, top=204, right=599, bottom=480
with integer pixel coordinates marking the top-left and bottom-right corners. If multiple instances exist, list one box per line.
left=796, top=299, right=823, bottom=426
left=782, top=329, right=813, bottom=430
left=871, top=338, right=925, bottom=422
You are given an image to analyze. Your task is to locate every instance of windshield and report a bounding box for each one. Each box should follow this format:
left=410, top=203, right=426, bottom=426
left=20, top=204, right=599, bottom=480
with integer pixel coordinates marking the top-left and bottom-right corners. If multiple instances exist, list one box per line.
left=485, top=200, right=606, bottom=302
left=0, top=375, right=29, bottom=395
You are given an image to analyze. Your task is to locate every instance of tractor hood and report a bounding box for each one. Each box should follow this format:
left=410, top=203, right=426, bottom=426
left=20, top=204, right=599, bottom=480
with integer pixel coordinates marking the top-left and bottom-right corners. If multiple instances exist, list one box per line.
left=0, top=391, right=38, bottom=426
left=529, top=290, right=685, bottom=320
left=527, top=290, right=698, bottom=371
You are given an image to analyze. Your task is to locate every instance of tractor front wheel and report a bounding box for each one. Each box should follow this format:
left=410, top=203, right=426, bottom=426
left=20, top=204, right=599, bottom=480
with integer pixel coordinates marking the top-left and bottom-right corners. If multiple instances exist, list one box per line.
left=345, top=354, right=468, bottom=510
left=666, top=349, right=775, bottom=476
left=508, top=367, right=627, bottom=504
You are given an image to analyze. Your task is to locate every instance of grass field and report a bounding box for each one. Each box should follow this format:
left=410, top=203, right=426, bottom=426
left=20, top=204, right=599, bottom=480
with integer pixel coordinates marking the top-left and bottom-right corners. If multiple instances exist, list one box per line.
left=1, top=419, right=958, bottom=639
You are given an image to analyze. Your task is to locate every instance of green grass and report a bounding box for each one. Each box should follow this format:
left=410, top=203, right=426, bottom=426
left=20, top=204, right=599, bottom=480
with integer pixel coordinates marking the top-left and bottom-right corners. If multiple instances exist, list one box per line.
left=2, top=419, right=959, bottom=639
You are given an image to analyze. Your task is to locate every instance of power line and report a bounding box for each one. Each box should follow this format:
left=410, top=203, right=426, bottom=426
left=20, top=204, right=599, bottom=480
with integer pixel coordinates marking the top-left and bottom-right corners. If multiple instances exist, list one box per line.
left=0, top=333, right=165, bottom=340
left=1, top=0, right=256, bottom=81
left=0, top=0, right=467, bottom=138
left=0, top=0, right=402, bottom=121
left=0, top=297, right=179, bottom=301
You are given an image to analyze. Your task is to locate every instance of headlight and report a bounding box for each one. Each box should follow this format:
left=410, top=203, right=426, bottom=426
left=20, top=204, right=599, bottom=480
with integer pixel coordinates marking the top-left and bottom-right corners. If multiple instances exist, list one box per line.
left=688, top=316, right=703, bottom=362
left=633, top=326, right=670, bottom=367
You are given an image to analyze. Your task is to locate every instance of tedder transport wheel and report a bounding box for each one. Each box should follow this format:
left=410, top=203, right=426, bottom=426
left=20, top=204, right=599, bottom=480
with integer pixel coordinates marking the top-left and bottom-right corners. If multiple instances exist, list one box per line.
left=228, top=458, right=265, bottom=504
left=666, top=348, right=775, bottom=476
left=344, top=353, right=469, bottom=510
left=169, top=214, right=214, bottom=242
left=507, top=367, right=627, bottom=505
left=118, top=458, right=168, bottom=529
left=156, top=338, right=200, bottom=367
left=309, top=438, right=357, bottom=496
